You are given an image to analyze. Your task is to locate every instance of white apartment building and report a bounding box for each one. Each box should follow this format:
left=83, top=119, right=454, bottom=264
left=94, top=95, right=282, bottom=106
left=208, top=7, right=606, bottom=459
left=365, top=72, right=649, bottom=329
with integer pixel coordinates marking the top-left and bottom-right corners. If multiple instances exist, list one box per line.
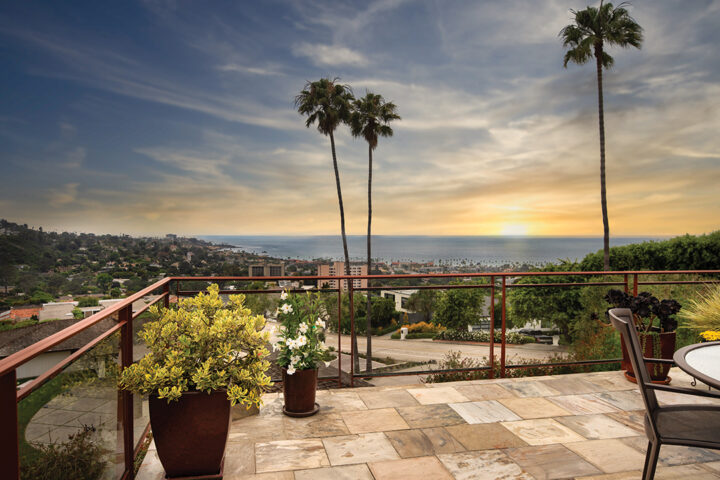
left=317, top=262, right=367, bottom=292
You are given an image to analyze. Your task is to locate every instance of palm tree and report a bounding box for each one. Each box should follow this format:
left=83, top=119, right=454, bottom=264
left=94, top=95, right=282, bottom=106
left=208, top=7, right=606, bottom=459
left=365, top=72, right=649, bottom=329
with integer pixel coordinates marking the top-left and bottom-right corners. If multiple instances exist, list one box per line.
left=350, top=92, right=400, bottom=372
left=294, top=78, right=357, bottom=368
left=560, top=1, right=642, bottom=270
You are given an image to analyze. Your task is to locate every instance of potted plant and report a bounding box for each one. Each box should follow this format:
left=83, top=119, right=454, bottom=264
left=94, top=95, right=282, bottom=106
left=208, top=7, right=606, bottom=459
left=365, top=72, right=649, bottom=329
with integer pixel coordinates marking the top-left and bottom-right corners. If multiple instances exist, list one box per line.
left=605, top=289, right=681, bottom=384
left=119, top=284, right=271, bottom=479
left=680, top=286, right=720, bottom=342
left=274, top=290, right=335, bottom=417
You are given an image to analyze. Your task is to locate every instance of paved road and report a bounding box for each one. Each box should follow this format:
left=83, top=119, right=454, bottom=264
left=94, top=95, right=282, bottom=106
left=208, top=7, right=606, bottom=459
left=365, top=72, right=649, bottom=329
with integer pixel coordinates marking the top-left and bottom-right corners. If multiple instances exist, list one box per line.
left=324, top=334, right=569, bottom=366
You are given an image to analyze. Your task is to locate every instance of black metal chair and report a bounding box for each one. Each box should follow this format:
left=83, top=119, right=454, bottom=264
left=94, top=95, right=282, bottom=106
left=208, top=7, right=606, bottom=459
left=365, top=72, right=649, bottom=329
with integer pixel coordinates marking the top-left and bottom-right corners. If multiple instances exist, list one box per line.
left=608, top=308, right=720, bottom=480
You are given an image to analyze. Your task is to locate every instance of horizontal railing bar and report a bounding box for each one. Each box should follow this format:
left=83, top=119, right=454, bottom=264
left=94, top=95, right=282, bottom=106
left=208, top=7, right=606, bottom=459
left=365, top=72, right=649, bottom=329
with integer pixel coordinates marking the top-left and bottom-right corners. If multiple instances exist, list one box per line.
left=503, top=358, right=622, bottom=369
left=176, top=288, right=340, bottom=296
left=637, top=280, right=720, bottom=285
left=16, top=321, right=126, bottom=402
left=131, top=292, right=169, bottom=319
left=0, top=277, right=170, bottom=377
left=170, top=270, right=720, bottom=282
left=507, top=282, right=626, bottom=288
left=355, top=284, right=493, bottom=292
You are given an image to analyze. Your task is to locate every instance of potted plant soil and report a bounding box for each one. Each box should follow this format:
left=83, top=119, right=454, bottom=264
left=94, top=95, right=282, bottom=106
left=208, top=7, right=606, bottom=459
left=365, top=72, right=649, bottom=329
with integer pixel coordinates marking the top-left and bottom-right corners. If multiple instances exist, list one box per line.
left=119, top=284, right=272, bottom=479
left=274, top=291, right=335, bottom=417
left=605, top=289, right=681, bottom=384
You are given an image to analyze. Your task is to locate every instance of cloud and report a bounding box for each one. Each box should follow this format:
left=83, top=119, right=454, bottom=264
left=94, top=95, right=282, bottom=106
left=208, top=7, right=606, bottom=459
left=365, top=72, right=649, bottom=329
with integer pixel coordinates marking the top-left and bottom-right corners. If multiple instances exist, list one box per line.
left=47, top=183, right=79, bottom=206
left=292, top=42, right=368, bottom=67
left=217, top=64, right=284, bottom=76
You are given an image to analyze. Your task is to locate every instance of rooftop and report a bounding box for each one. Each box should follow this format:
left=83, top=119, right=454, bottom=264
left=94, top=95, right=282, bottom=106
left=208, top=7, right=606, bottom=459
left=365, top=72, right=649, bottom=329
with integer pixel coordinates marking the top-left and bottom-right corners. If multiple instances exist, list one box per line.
left=135, top=368, right=720, bottom=480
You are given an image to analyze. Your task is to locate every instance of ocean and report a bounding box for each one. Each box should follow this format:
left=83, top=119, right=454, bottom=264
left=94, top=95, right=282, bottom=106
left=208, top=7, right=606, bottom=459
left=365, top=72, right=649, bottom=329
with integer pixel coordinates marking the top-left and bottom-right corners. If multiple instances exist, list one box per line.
left=197, top=235, right=666, bottom=266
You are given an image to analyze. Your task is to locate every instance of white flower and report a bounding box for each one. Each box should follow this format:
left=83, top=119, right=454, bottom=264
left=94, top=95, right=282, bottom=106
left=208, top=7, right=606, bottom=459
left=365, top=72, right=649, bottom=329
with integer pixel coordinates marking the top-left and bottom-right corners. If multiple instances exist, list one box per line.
left=280, top=303, right=293, bottom=314
left=324, top=361, right=331, bottom=367
left=296, top=335, right=307, bottom=347
left=299, top=322, right=308, bottom=334
left=272, top=343, right=280, bottom=352
left=318, top=341, right=328, bottom=351
left=291, top=355, right=301, bottom=365
left=280, top=290, right=288, bottom=300
left=278, top=325, right=286, bottom=332
left=286, top=338, right=297, bottom=350
left=315, top=318, right=326, bottom=328
left=287, top=365, right=296, bottom=375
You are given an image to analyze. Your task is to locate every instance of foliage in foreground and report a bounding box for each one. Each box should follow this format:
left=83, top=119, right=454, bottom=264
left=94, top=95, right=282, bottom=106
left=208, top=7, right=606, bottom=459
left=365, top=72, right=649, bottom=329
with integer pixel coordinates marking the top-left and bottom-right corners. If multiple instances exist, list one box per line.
left=680, top=286, right=720, bottom=333
left=21, top=426, right=106, bottom=480
left=119, top=284, right=272, bottom=406
left=434, top=330, right=535, bottom=344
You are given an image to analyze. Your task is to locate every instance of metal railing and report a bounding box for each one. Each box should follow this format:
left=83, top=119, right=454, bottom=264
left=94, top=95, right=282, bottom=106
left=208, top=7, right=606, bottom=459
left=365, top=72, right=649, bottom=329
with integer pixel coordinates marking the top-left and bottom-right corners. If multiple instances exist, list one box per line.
left=1, top=269, right=718, bottom=479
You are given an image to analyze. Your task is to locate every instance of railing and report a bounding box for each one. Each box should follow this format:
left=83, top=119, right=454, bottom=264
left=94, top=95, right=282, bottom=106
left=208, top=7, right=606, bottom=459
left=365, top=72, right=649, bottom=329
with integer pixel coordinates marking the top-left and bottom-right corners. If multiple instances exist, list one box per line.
left=1, top=269, right=718, bottom=479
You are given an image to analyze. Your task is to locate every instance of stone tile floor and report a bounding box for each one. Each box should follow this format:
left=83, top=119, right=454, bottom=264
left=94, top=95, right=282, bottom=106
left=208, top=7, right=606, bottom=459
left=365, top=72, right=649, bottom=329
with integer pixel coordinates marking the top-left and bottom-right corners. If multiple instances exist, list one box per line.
left=137, top=368, right=720, bottom=479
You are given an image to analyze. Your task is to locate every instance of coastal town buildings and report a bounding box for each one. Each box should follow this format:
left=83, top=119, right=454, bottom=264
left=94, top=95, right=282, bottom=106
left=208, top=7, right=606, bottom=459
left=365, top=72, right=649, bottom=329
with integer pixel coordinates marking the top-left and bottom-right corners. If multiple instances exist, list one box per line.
left=318, top=262, right=368, bottom=292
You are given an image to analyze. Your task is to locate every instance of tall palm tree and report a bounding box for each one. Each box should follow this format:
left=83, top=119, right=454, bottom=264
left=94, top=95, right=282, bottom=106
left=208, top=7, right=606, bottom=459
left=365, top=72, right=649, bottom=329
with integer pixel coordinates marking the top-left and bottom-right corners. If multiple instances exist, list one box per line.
left=350, top=92, right=400, bottom=372
left=560, top=1, right=642, bottom=270
left=294, top=78, right=358, bottom=368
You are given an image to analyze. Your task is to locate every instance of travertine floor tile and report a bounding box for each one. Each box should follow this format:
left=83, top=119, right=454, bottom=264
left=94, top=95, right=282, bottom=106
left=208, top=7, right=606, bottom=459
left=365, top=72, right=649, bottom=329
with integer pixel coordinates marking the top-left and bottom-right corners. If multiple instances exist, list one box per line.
left=605, top=410, right=646, bottom=433
left=396, top=404, right=466, bottom=428
left=438, top=450, right=533, bottom=480
left=341, top=407, right=409, bottom=434
left=225, top=473, right=294, bottom=480
left=541, top=377, right=600, bottom=394
left=453, top=383, right=516, bottom=401
left=499, top=397, right=572, bottom=419
left=501, top=381, right=561, bottom=398
left=421, top=427, right=466, bottom=454
left=505, top=444, right=602, bottom=479
left=322, top=432, right=400, bottom=466
left=501, top=418, right=586, bottom=445
left=565, top=438, right=647, bottom=473
left=369, top=456, right=453, bottom=480
left=449, top=400, right=521, bottom=423
left=358, top=389, right=419, bottom=409
left=547, top=394, right=619, bottom=415
left=445, top=423, right=527, bottom=450
left=254, top=439, right=329, bottom=473
left=556, top=414, right=640, bottom=439
left=385, top=429, right=436, bottom=458
left=293, top=464, right=374, bottom=480
left=223, top=440, right=255, bottom=477
left=282, top=412, right=349, bottom=439
left=406, top=386, right=469, bottom=405
left=229, top=416, right=285, bottom=443
left=576, top=463, right=720, bottom=479
left=320, top=391, right=368, bottom=412
left=592, top=390, right=644, bottom=411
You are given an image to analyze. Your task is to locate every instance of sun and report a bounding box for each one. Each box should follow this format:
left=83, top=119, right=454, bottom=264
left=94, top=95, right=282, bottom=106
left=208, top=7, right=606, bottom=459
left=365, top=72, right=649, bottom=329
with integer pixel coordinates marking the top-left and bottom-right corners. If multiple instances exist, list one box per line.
left=499, top=223, right=529, bottom=236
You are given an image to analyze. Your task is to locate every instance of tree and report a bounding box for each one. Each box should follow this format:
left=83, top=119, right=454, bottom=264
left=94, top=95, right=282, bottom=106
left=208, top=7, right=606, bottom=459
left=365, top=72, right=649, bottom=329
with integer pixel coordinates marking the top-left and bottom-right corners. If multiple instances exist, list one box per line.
left=407, top=290, right=438, bottom=322
left=560, top=1, right=643, bottom=270
left=96, top=273, right=113, bottom=292
left=433, top=286, right=486, bottom=332
left=295, top=78, right=357, bottom=366
left=350, top=92, right=401, bottom=371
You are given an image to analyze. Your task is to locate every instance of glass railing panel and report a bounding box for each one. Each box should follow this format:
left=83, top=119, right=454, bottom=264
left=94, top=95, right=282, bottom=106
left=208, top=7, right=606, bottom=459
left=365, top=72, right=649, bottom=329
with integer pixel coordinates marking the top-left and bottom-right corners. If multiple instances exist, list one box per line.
left=18, top=331, right=123, bottom=480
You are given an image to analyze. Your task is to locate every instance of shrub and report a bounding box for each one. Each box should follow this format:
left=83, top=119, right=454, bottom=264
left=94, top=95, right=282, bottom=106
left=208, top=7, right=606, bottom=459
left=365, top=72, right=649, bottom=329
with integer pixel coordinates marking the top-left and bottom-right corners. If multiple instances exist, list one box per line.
left=76, top=297, right=99, bottom=308
left=403, top=321, right=445, bottom=334
left=21, top=426, right=106, bottom=480
left=434, top=330, right=535, bottom=344
left=390, top=332, right=437, bottom=339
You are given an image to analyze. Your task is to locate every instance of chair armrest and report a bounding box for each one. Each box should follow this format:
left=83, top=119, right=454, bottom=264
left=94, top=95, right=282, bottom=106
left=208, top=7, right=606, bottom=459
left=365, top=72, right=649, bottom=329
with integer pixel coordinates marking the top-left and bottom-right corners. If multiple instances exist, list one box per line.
left=647, top=383, right=720, bottom=399
left=643, top=357, right=675, bottom=365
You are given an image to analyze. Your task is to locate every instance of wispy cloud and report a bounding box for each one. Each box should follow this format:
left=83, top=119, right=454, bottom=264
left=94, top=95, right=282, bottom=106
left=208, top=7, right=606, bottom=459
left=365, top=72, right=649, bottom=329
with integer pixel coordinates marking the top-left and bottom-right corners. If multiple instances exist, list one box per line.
left=292, top=42, right=368, bottom=67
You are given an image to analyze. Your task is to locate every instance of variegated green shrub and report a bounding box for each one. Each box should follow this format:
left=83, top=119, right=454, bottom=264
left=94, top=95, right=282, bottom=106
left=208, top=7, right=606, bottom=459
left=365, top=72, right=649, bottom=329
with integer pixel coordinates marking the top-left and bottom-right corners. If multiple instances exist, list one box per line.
left=118, top=284, right=272, bottom=407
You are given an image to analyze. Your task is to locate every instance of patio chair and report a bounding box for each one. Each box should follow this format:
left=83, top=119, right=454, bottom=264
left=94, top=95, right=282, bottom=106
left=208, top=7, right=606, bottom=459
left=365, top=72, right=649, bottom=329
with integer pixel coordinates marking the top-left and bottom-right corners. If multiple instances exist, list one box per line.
left=608, top=308, right=720, bottom=480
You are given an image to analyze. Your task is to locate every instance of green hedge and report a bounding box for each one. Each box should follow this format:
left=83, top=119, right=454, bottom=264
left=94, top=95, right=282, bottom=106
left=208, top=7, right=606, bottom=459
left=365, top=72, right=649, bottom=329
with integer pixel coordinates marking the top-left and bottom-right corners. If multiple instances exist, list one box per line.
left=434, top=330, right=535, bottom=344
left=390, top=332, right=437, bottom=340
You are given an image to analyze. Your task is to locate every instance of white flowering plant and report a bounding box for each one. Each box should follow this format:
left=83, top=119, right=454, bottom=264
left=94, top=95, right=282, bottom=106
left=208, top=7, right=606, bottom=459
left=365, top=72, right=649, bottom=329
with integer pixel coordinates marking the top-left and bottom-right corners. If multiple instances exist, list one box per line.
left=274, top=291, right=335, bottom=375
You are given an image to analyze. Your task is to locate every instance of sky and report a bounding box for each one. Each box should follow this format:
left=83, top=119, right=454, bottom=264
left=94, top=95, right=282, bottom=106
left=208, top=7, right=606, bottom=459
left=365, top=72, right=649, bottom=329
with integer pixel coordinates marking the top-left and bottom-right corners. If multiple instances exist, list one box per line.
left=1, top=0, right=719, bottom=237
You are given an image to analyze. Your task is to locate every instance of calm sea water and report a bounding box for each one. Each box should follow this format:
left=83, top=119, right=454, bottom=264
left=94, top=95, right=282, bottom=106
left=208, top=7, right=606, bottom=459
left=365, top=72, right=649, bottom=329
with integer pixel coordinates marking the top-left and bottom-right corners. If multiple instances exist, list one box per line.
left=198, top=235, right=666, bottom=266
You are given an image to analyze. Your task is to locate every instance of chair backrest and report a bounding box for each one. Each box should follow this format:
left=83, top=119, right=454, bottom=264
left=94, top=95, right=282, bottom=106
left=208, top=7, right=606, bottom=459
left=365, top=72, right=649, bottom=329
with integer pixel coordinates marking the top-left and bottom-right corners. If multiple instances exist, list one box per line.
left=608, top=308, right=659, bottom=415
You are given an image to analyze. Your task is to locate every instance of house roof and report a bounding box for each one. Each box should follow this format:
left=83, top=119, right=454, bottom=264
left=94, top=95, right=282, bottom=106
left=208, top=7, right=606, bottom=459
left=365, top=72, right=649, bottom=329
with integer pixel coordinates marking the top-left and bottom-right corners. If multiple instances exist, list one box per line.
left=0, top=317, right=117, bottom=358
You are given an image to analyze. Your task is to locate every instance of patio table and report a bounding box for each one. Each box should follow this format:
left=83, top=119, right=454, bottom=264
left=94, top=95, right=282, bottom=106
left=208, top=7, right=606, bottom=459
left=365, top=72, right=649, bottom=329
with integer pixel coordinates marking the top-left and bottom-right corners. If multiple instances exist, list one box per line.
left=673, top=341, right=720, bottom=389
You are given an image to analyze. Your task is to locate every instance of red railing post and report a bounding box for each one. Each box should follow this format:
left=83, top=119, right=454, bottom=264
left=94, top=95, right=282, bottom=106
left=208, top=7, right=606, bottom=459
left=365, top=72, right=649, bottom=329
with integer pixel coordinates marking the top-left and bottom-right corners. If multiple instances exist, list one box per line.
left=489, top=276, right=495, bottom=380
left=163, top=281, right=170, bottom=308
left=0, top=369, right=19, bottom=480
left=624, top=274, right=629, bottom=294
left=633, top=273, right=639, bottom=296
left=349, top=281, right=355, bottom=387
left=119, top=304, right=134, bottom=479
left=500, top=276, right=507, bottom=378
left=337, top=288, right=342, bottom=387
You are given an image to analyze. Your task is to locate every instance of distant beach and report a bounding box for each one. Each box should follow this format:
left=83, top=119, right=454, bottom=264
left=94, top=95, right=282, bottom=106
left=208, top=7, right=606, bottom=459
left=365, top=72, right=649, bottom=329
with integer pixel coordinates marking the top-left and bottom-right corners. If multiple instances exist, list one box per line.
left=198, top=235, right=666, bottom=266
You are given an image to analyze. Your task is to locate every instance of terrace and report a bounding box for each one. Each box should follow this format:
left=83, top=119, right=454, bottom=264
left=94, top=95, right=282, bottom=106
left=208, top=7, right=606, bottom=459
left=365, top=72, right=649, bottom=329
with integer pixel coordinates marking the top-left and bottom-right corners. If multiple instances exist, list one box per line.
left=1, top=271, right=719, bottom=480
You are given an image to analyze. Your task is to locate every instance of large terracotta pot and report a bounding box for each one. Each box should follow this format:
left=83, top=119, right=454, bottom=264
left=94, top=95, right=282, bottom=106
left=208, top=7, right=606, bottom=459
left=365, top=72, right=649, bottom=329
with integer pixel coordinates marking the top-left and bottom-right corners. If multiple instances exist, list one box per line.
left=282, top=367, right=319, bottom=417
left=149, top=390, right=230, bottom=479
left=621, top=330, right=676, bottom=384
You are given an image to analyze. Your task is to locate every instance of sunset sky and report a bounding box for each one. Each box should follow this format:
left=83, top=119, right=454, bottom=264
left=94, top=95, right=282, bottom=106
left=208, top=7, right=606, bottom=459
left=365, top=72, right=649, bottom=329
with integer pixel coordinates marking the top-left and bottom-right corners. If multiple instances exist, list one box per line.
left=1, top=0, right=719, bottom=237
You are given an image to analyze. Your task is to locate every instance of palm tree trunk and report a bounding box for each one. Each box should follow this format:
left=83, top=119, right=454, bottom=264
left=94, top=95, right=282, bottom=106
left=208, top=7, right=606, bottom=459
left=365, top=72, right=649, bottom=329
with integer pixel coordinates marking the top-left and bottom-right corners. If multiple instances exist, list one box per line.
left=329, top=131, right=358, bottom=372
left=595, top=44, right=610, bottom=271
left=366, top=144, right=373, bottom=373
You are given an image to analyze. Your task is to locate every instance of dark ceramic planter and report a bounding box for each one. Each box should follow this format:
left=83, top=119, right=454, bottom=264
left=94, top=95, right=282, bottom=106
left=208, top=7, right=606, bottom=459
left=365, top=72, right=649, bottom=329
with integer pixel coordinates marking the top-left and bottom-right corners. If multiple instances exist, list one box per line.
left=621, top=330, right=676, bottom=384
left=282, top=367, right=318, bottom=417
left=149, top=390, right=230, bottom=479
